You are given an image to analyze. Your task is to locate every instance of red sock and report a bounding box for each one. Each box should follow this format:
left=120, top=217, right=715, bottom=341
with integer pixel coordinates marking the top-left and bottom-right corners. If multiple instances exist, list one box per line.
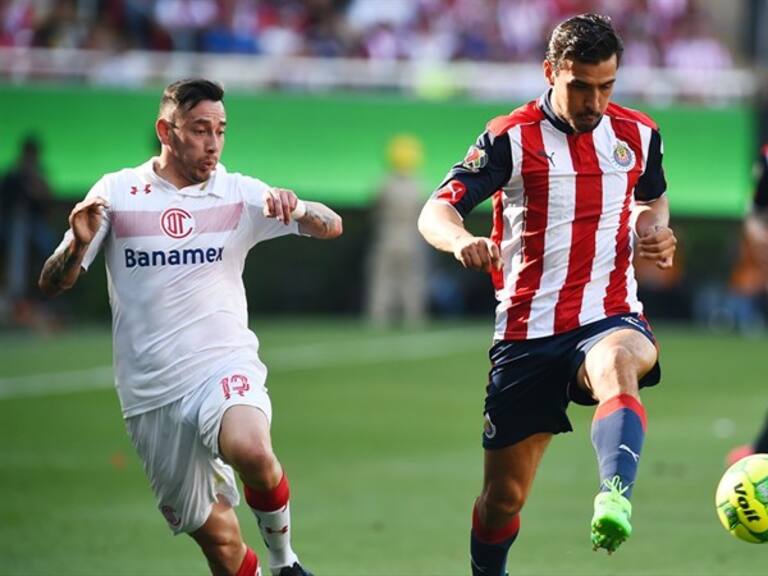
left=244, top=473, right=298, bottom=569
left=472, top=505, right=520, bottom=544
left=236, top=547, right=259, bottom=576
left=244, top=472, right=290, bottom=511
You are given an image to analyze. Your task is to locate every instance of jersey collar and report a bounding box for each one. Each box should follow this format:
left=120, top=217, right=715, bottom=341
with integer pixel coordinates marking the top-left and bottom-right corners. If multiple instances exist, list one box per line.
left=538, top=90, right=574, bottom=134
left=139, top=157, right=225, bottom=198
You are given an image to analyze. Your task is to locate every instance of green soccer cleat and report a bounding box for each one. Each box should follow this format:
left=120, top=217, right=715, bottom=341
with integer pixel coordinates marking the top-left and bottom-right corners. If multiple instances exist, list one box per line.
left=591, top=476, right=632, bottom=554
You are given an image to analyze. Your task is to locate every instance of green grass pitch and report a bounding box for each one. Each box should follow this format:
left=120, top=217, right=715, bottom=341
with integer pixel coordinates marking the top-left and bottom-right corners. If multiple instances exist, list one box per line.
left=1, top=320, right=766, bottom=575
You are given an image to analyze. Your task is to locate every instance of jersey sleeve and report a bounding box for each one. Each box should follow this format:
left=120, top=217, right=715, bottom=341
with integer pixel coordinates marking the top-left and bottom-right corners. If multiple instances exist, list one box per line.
left=634, top=129, right=667, bottom=202
left=240, top=175, right=300, bottom=246
left=753, top=147, right=768, bottom=212
left=59, top=177, right=112, bottom=271
left=430, top=128, right=513, bottom=218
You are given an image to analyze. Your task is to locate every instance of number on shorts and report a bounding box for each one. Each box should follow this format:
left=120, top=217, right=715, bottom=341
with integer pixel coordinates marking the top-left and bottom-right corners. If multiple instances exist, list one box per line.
left=221, top=374, right=250, bottom=400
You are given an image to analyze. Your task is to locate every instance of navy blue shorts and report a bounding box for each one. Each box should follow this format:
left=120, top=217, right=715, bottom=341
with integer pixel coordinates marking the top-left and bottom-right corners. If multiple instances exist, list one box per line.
left=482, top=313, right=661, bottom=450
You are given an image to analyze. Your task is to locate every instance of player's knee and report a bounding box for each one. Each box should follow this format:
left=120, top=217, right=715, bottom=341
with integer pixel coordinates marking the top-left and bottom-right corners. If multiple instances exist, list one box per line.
left=598, top=344, right=634, bottom=372
left=481, top=480, right=526, bottom=518
left=226, top=441, right=279, bottom=485
left=592, top=345, right=640, bottom=390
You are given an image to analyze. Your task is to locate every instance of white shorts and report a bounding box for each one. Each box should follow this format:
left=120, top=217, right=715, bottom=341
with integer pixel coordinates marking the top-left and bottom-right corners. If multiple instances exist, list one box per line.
left=125, top=361, right=271, bottom=534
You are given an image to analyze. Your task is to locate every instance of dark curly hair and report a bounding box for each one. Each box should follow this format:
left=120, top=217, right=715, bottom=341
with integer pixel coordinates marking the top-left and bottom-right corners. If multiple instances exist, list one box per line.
left=158, top=79, right=224, bottom=120
left=546, top=14, right=624, bottom=71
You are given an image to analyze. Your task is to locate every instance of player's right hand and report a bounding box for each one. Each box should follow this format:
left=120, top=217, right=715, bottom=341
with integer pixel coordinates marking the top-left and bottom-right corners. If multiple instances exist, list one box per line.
left=453, top=236, right=502, bottom=273
left=263, top=187, right=298, bottom=225
left=69, top=196, right=108, bottom=246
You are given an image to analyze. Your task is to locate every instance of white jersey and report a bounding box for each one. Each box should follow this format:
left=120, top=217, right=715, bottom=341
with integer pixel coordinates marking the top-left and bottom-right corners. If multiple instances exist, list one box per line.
left=64, top=159, right=299, bottom=417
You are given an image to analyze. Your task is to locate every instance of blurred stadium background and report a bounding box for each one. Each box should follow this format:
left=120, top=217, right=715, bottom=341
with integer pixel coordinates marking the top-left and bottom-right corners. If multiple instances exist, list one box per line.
left=1, top=1, right=768, bottom=574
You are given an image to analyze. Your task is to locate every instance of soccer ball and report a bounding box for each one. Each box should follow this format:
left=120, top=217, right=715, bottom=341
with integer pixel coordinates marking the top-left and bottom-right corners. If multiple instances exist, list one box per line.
left=716, top=454, right=768, bottom=543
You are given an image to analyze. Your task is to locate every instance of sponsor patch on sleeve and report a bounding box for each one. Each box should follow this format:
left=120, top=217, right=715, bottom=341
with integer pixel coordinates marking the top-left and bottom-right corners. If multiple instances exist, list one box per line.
left=436, top=179, right=467, bottom=204
left=462, top=145, right=488, bottom=172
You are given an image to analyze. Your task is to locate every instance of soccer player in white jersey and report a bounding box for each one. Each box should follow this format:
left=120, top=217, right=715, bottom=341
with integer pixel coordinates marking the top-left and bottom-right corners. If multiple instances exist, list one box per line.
left=39, top=79, right=342, bottom=576
left=418, top=14, right=677, bottom=573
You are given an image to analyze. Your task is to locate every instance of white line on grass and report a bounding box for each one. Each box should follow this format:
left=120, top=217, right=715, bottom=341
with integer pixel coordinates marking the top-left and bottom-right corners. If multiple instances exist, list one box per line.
left=0, top=328, right=488, bottom=400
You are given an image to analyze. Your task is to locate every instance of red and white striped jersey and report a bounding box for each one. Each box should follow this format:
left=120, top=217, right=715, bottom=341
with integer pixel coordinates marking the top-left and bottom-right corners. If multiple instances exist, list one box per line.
left=433, top=92, right=667, bottom=341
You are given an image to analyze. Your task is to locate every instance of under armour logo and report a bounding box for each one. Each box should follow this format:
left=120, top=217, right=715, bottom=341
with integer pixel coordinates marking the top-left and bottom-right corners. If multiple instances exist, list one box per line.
left=619, top=444, right=640, bottom=463
left=537, top=150, right=555, bottom=166
left=130, top=184, right=152, bottom=195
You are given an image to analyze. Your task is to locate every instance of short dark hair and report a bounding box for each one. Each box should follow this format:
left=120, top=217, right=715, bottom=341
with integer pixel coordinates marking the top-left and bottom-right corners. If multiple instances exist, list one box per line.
left=158, top=79, right=224, bottom=120
left=546, top=13, right=623, bottom=71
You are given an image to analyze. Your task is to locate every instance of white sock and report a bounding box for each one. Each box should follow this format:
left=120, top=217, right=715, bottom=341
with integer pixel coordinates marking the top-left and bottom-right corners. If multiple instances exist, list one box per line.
left=251, top=502, right=299, bottom=573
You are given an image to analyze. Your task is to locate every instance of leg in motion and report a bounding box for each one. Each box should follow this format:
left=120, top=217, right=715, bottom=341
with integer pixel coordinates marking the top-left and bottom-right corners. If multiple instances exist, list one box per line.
left=191, top=501, right=260, bottom=576
left=577, top=329, right=658, bottom=553
left=471, top=433, right=551, bottom=576
left=219, top=405, right=311, bottom=576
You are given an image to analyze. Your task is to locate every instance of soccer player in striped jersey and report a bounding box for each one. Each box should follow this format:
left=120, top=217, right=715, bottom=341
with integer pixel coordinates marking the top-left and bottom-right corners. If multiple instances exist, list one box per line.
left=727, top=143, right=768, bottom=465
left=418, top=14, right=677, bottom=572
left=39, top=79, right=342, bottom=576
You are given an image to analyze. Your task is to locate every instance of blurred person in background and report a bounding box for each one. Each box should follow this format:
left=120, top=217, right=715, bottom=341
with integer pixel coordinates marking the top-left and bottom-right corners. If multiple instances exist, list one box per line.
left=7, top=0, right=732, bottom=68
left=39, top=78, right=342, bottom=576
left=743, top=143, right=768, bottom=290
left=0, top=135, right=57, bottom=327
left=418, top=14, right=676, bottom=574
left=726, top=143, right=768, bottom=465
left=366, top=134, right=428, bottom=327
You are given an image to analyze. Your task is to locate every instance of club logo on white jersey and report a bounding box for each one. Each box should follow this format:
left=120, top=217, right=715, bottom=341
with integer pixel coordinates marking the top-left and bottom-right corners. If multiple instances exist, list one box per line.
left=160, top=504, right=182, bottom=527
left=161, top=208, right=195, bottom=239
left=611, top=139, right=636, bottom=171
left=619, top=443, right=640, bottom=463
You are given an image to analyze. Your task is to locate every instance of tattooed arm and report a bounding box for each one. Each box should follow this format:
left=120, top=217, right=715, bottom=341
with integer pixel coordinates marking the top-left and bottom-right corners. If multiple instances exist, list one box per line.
left=296, top=201, right=343, bottom=239
left=262, top=187, right=342, bottom=239
left=39, top=196, right=108, bottom=297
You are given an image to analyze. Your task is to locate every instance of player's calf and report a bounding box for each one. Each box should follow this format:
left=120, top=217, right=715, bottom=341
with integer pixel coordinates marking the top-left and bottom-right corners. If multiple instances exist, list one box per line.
left=191, top=503, right=256, bottom=575
left=470, top=497, right=521, bottom=576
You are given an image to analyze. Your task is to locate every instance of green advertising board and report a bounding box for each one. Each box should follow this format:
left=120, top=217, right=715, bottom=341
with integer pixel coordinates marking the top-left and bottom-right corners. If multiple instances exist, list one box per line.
left=0, top=84, right=755, bottom=217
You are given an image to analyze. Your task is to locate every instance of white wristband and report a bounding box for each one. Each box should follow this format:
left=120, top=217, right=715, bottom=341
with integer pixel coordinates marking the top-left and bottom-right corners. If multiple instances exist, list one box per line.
left=291, top=199, right=307, bottom=220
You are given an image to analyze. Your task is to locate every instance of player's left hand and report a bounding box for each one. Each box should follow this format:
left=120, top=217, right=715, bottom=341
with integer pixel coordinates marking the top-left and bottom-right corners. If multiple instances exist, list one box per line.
left=263, top=187, right=299, bottom=225
left=637, top=225, right=677, bottom=269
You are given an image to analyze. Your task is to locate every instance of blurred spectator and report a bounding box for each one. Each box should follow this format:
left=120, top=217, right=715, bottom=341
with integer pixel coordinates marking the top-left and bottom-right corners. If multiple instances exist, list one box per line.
left=2, top=0, right=733, bottom=68
left=365, top=134, right=428, bottom=327
left=0, top=135, right=57, bottom=327
left=634, top=228, right=690, bottom=321
left=0, top=0, right=37, bottom=47
left=32, top=0, right=88, bottom=49
left=726, top=233, right=766, bottom=333
left=497, top=0, right=553, bottom=61
left=725, top=143, right=768, bottom=333
left=663, top=8, right=732, bottom=69
left=153, top=0, right=218, bottom=51
left=724, top=142, right=768, bottom=465
left=693, top=144, right=768, bottom=334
